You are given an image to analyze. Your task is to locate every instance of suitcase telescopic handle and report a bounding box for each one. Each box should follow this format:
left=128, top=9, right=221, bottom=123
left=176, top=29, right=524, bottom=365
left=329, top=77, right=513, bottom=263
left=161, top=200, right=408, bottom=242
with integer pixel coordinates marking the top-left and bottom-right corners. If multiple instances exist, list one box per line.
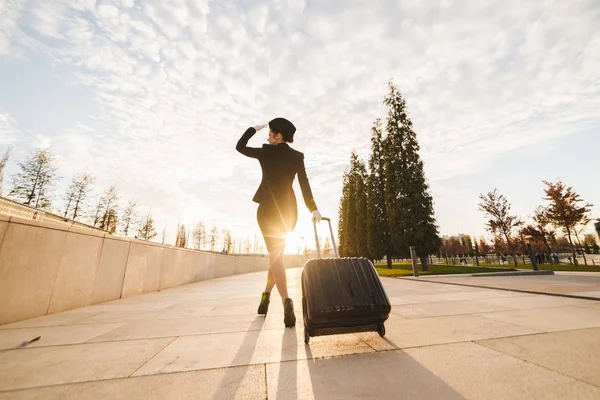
left=312, top=217, right=340, bottom=259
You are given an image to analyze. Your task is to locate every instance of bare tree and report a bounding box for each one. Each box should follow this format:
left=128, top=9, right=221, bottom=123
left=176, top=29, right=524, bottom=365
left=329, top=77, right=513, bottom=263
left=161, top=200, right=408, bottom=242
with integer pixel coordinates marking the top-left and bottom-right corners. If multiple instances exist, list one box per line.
left=120, top=200, right=138, bottom=236
left=161, top=223, right=167, bottom=244
left=192, top=222, right=206, bottom=250
left=208, top=225, right=219, bottom=251
left=99, top=186, right=119, bottom=230
left=138, top=211, right=157, bottom=241
left=71, top=172, right=94, bottom=221
left=0, top=146, right=13, bottom=195
left=63, top=172, right=94, bottom=221
left=543, top=180, right=593, bottom=266
left=572, top=216, right=591, bottom=266
left=9, top=148, right=59, bottom=210
left=221, top=228, right=232, bottom=253
left=479, top=189, right=522, bottom=267
left=91, top=196, right=103, bottom=227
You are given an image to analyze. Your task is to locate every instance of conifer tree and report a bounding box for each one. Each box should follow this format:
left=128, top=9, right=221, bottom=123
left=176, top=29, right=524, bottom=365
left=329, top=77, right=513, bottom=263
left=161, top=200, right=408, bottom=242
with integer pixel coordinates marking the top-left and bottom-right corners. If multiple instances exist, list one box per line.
left=367, top=119, right=390, bottom=265
left=382, top=80, right=440, bottom=269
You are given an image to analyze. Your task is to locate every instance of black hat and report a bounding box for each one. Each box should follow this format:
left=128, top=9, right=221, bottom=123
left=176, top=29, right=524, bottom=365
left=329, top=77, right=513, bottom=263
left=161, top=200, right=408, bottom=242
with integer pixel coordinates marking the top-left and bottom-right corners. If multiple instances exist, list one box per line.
left=269, top=117, right=296, bottom=143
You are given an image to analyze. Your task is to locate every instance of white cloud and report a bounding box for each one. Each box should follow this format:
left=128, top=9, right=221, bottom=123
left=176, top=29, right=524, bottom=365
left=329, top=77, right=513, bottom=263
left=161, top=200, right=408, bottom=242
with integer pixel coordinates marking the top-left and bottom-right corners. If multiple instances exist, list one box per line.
left=0, top=110, right=19, bottom=147
left=1, top=0, right=599, bottom=243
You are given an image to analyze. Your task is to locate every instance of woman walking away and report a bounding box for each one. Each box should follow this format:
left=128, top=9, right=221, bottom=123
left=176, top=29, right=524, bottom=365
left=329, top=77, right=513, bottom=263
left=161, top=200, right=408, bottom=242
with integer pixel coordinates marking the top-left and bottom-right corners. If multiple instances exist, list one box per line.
left=236, top=118, right=322, bottom=327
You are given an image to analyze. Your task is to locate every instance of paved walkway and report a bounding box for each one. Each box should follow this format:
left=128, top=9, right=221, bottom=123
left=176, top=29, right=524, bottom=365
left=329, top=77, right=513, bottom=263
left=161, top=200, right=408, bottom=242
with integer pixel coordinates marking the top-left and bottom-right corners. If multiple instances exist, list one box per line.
left=1, top=269, right=600, bottom=399
left=408, top=272, right=600, bottom=300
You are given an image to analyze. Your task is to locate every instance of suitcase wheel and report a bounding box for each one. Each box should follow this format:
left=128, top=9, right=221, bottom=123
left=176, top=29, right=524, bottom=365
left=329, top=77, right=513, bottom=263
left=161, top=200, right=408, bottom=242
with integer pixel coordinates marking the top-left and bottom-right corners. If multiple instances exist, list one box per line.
left=304, top=327, right=310, bottom=344
left=377, top=324, right=386, bottom=337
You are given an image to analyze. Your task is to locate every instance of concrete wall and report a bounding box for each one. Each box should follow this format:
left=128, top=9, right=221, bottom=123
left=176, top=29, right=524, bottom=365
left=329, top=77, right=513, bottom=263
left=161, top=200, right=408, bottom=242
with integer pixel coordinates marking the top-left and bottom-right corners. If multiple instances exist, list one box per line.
left=0, top=215, right=309, bottom=325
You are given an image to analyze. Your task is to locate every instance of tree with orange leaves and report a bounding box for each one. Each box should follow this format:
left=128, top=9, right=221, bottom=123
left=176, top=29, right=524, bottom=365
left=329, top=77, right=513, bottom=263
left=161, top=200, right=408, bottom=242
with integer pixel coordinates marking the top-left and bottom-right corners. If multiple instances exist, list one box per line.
left=479, top=189, right=522, bottom=267
left=543, top=180, right=593, bottom=266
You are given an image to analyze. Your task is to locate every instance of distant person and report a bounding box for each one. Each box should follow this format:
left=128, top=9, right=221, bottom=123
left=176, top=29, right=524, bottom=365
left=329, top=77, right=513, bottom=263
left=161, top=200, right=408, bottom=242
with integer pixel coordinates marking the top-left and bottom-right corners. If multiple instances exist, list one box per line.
left=236, top=118, right=322, bottom=328
left=553, top=252, right=559, bottom=264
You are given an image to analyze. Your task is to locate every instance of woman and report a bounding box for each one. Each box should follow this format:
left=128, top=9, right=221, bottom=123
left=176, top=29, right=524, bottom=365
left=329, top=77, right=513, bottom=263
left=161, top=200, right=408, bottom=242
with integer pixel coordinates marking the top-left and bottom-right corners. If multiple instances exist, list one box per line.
left=236, top=117, right=322, bottom=327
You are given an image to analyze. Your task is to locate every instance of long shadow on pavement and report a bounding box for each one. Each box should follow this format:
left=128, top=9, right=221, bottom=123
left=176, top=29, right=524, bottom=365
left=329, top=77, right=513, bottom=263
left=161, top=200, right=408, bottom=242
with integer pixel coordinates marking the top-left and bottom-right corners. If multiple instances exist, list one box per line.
left=276, top=328, right=298, bottom=398
left=302, top=336, right=466, bottom=400
left=211, top=316, right=264, bottom=400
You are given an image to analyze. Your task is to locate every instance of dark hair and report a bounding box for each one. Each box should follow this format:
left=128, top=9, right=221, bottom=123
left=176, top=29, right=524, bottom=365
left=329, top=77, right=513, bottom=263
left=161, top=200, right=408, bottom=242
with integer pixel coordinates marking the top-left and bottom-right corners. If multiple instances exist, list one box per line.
left=269, top=118, right=295, bottom=143
left=271, top=129, right=293, bottom=143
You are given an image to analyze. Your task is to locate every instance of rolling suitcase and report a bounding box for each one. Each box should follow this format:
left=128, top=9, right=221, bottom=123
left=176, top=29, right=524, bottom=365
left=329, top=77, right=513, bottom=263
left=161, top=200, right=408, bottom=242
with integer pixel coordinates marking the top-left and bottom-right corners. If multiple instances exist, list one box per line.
left=301, top=217, right=391, bottom=344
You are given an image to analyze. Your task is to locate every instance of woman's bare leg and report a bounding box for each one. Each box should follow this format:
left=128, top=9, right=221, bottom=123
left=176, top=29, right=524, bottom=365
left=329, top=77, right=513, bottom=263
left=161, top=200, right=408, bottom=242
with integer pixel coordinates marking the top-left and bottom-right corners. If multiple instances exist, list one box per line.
left=268, top=248, right=288, bottom=301
left=264, top=269, right=275, bottom=293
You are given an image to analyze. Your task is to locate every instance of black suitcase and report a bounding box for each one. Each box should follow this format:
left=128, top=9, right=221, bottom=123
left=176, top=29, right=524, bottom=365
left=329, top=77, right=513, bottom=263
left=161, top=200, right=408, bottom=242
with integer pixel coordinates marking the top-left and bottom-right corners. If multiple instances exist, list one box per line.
left=301, top=217, right=391, bottom=344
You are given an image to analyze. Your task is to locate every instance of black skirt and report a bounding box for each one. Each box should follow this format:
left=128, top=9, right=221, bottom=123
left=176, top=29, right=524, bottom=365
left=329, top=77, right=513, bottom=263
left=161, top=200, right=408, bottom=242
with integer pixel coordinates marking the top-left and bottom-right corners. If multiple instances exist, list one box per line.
left=257, top=200, right=298, bottom=252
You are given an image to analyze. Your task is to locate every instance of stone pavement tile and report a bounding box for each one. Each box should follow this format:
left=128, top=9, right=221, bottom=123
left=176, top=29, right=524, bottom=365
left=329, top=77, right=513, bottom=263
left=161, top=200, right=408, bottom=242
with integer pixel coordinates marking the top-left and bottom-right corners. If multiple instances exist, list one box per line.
left=477, top=328, right=600, bottom=387
left=392, top=299, right=511, bottom=319
left=62, top=301, right=178, bottom=314
left=0, top=323, right=123, bottom=350
left=387, top=296, right=420, bottom=305
left=89, top=315, right=263, bottom=342
left=0, top=338, right=174, bottom=391
left=69, top=310, right=162, bottom=324
left=401, top=289, right=531, bottom=304
left=571, top=291, right=600, bottom=299
left=204, top=304, right=260, bottom=317
left=423, top=275, right=600, bottom=296
left=0, top=365, right=265, bottom=400
left=406, top=342, right=600, bottom=399
left=133, top=327, right=374, bottom=376
left=265, top=351, right=465, bottom=400
left=479, top=295, right=598, bottom=310
left=356, top=313, right=538, bottom=351
left=266, top=342, right=600, bottom=399
left=0, top=311, right=99, bottom=330
left=477, top=306, right=600, bottom=332
left=578, top=302, right=600, bottom=310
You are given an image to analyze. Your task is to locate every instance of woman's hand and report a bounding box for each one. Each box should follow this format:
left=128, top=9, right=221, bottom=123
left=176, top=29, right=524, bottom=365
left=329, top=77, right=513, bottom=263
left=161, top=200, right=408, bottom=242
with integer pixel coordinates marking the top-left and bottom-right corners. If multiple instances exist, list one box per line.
left=312, top=210, right=322, bottom=223
left=253, top=123, right=268, bottom=131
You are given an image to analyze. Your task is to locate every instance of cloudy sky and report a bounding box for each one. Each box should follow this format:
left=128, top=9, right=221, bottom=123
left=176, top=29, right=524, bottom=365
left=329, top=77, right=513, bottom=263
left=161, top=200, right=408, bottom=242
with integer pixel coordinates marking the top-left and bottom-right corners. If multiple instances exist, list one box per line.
left=1, top=0, right=599, bottom=251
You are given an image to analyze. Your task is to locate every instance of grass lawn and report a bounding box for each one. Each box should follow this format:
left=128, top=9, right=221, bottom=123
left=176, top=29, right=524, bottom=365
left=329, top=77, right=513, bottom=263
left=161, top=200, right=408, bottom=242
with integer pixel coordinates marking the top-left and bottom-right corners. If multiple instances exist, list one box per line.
left=537, top=264, right=600, bottom=272
left=478, top=261, right=600, bottom=272
left=374, top=263, right=517, bottom=278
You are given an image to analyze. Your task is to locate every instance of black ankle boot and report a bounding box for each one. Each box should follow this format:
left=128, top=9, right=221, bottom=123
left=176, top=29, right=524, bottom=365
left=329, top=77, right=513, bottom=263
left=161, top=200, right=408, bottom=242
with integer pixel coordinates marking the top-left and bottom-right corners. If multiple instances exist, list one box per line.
left=257, top=292, right=271, bottom=315
left=283, top=298, right=296, bottom=327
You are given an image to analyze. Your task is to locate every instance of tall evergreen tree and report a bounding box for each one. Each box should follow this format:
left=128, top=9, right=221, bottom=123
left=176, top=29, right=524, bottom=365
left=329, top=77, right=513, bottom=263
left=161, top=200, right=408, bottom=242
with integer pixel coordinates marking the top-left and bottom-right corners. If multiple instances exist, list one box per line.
left=338, top=168, right=351, bottom=256
left=367, top=118, right=390, bottom=265
left=382, top=80, right=440, bottom=269
left=9, top=148, right=59, bottom=210
left=350, top=152, right=369, bottom=257
left=338, top=152, right=368, bottom=257
left=175, top=224, right=187, bottom=248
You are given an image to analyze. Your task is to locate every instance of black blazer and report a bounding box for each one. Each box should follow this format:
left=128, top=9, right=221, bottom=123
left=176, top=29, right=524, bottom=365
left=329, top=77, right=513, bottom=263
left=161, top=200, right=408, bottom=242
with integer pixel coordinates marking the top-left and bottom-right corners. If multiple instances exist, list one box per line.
left=236, top=127, right=318, bottom=212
